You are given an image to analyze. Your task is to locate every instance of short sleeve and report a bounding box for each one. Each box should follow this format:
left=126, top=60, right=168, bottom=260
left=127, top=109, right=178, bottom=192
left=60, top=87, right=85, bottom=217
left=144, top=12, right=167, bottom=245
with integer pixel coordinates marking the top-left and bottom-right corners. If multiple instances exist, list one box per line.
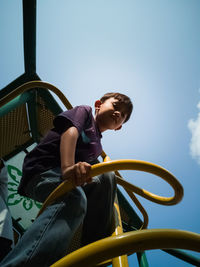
left=53, top=106, right=92, bottom=134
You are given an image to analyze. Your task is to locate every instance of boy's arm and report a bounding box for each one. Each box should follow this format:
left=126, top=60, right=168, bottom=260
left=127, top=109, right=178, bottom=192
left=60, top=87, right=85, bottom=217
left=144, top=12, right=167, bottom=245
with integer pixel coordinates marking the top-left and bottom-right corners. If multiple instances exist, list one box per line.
left=60, top=126, right=92, bottom=186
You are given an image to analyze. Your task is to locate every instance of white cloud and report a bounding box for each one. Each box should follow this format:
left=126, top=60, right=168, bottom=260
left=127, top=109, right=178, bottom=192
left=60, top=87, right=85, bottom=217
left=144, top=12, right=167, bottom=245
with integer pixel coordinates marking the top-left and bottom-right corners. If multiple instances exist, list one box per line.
left=188, top=102, right=200, bottom=165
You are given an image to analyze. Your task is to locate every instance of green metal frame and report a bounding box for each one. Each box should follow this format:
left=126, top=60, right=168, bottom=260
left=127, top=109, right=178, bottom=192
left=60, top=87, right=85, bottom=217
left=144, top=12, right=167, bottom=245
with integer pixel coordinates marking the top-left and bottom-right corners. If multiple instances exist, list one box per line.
left=0, top=87, right=62, bottom=161
left=0, top=0, right=38, bottom=99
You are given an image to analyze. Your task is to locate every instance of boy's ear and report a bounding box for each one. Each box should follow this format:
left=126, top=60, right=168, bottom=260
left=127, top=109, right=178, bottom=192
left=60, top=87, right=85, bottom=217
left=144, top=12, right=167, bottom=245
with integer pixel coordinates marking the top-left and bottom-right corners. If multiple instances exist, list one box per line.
left=115, top=125, right=122, bottom=131
left=95, top=100, right=102, bottom=110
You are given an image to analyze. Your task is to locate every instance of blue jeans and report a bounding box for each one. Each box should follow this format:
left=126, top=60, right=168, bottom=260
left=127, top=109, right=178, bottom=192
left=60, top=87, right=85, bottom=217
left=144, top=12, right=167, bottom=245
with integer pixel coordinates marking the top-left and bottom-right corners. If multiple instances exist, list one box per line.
left=0, top=168, right=116, bottom=267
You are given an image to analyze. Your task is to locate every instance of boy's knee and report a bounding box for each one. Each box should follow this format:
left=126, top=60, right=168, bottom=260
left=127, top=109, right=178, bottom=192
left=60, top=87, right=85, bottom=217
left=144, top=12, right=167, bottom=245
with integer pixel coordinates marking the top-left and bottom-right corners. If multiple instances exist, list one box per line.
left=90, top=172, right=117, bottom=201
left=67, top=187, right=87, bottom=216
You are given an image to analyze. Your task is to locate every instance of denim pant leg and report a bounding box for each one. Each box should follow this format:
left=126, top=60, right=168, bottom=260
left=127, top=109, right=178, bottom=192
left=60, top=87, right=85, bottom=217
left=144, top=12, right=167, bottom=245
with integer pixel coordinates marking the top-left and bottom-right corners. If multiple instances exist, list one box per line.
left=81, top=172, right=116, bottom=245
left=0, top=168, right=87, bottom=267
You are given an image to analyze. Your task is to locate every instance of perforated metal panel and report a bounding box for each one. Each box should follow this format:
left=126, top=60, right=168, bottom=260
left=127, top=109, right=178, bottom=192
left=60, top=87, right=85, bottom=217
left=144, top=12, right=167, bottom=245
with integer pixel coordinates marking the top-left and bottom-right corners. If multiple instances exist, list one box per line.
left=36, top=94, right=55, bottom=138
left=0, top=104, right=32, bottom=159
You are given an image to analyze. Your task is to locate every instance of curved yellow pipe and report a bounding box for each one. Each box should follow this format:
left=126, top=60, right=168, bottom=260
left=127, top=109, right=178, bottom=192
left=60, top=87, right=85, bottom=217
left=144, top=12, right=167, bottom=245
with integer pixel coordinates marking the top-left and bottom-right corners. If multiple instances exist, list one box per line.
left=38, top=159, right=183, bottom=217
left=115, top=174, right=149, bottom=229
left=50, top=229, right=200, bottom=267
left=102, top=153, right=149, bottom=229
left=91, top=159, right=183, bottom=205
left=0, top=81, right=73, bottom=110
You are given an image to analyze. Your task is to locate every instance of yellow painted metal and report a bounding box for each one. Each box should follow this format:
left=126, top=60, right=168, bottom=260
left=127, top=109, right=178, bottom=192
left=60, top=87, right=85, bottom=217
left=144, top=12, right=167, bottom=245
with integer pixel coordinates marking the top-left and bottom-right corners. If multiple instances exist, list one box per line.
left=50, top=229, right=200, bottom=267
left=101, top=152, right=149, bottom=229
left=103, top=155, right=129, bottom=267
left=101, top=153, right=149, bottom=229
left=91, top=159, right=183, bottom=205
left=0, top=81, right=73, bottom=110
left=118, top=177, right=149, bottom=229
left=38, top=159, right=183, bottom=217
left=112, top=201, right=129, bottom=267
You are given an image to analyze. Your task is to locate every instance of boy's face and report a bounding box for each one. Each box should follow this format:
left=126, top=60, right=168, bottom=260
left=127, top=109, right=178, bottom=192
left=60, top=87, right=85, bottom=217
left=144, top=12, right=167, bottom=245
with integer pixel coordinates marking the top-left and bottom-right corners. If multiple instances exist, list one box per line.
left=95, top=97, right=127, bottom=132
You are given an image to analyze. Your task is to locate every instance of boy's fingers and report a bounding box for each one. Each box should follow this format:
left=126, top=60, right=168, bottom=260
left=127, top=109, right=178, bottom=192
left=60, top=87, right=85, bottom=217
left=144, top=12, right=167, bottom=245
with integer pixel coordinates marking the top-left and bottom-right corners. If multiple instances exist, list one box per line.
left=74, top=164, right=82, bottom=185
left=75, top=163, right=81, bottom=178
left=75, top=162, right=86, bottom=186
left=76, top=162, right=92, bottom=185
left=82, top=163, right=92, bottom=182
left=79, top=162, right=87, bottom=176
left=64, top=162, right=92, bottom=186
left=84, top=162, right=91, bottom=174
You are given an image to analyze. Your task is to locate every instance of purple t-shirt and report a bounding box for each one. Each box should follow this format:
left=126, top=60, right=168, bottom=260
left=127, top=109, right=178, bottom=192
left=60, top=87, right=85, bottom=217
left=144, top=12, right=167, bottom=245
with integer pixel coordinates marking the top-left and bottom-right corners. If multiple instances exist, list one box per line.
left=18, top=105, right=102, bottom=196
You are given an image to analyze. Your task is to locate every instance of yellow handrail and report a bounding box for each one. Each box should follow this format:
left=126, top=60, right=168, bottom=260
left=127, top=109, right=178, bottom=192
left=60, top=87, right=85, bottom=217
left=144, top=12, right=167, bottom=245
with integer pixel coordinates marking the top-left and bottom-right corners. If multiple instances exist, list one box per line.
left=102, top=152, right=148, bottom=229
left=50, top=229, right=200, bottom=267
left=0, top=81, right=73, bottom=109
left=91, top=160, right=183, bottom=205
left=102, top=155, right=142, bottom=267
left=116, top=172, right=149, bottom=229
left=37, top=159, right=183, bottom=217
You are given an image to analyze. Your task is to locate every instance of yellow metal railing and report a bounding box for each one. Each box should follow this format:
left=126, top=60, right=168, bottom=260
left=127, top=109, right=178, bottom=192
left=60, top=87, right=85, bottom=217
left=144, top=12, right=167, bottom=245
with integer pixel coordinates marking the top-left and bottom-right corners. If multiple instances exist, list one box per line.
left=101, top=152, right=149, bottom=230
left=111, top=197, right=129, bottom=267
left=50, top=229, right=200, bottom=267
left=0, top=81, right=73, bottom=109
left=102, top=155, right=140, bottom=267
left=36, top=158, right=185, bottom=267
left=38, top=159, right=183, bottom=217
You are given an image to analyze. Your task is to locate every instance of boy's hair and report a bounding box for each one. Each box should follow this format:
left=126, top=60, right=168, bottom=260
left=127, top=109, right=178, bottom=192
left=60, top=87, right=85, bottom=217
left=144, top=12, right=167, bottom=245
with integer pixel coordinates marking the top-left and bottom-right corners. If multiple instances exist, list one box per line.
left=100, top=92, right=133, bottom=123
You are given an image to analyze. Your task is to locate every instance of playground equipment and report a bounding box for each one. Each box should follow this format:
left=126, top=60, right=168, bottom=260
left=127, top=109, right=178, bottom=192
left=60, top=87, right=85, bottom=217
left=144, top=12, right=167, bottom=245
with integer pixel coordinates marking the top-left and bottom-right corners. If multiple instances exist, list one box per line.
left=1, top=1, right=200, bottom=265
left=1, top=81, right=200, bottom=266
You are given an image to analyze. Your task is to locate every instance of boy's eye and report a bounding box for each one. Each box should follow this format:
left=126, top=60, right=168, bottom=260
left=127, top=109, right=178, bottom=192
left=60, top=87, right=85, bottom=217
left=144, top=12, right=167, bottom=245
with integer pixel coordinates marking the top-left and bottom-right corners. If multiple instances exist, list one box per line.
left=112, top=103, right=117, bottom=109
left=113, top=102, right=126, bottom=118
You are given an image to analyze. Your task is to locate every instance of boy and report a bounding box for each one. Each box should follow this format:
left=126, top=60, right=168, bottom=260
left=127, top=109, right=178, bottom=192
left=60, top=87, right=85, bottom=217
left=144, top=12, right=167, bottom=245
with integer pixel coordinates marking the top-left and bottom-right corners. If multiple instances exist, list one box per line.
left=0, top=92, right=133, bottom=267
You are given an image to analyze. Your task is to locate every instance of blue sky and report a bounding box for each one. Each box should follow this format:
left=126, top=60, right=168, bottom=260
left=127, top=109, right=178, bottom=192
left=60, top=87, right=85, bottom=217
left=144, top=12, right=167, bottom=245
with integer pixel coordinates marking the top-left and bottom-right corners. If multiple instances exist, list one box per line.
left=1, top=0, right=200, bottom=266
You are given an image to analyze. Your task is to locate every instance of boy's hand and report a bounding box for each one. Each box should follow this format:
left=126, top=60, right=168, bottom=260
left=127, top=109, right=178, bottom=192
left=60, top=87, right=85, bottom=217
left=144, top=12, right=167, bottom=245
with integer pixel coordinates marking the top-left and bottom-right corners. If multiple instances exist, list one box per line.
left=62, top=162, right=92, bottom=186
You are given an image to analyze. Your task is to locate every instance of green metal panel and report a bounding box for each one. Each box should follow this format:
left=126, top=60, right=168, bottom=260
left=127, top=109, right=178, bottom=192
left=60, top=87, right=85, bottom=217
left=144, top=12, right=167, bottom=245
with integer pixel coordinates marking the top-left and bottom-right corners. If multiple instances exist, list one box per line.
left=117, top=189, right=149, bottom=266
left=23, top=0, right=37, bottom=74
left=163, top=249, right=200, bottom=266
left=26, top=90, right=40, bottom=143
left=37, top=88, right=63, bottom=115
left=0, top=91, right=34, bottom=117
left=117, top=189, right=143, bottom=230
left=137, top=252, right=149, bottom=267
